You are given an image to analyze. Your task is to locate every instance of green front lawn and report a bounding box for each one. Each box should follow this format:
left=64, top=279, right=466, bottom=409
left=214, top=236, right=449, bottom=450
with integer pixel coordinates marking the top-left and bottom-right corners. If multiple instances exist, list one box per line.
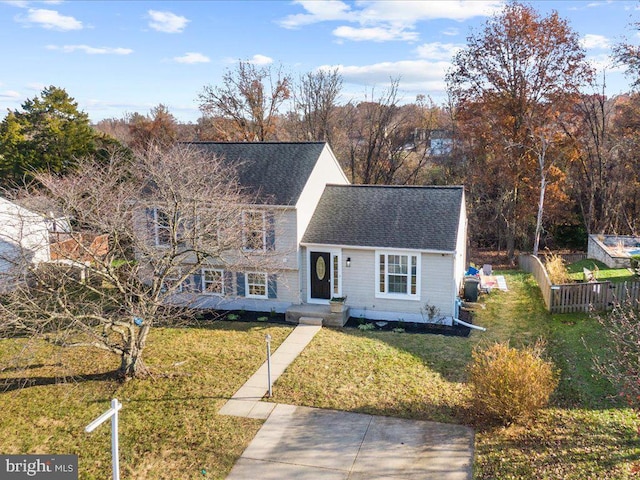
left=1, top=271, right=638, bottom=478
left=271, top=271, right=640, bottom=479
left=0, top=322, right=293, bottom=479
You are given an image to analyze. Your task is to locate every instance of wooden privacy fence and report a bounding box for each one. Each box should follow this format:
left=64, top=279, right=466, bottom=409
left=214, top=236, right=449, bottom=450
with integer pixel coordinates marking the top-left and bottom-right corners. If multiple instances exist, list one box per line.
left=518, top=254, right=640, bottom=313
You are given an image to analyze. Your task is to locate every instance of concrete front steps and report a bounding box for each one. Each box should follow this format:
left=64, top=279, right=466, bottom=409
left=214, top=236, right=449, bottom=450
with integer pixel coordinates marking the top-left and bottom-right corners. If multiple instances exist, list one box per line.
left=285, top=303, right=349, bottom=327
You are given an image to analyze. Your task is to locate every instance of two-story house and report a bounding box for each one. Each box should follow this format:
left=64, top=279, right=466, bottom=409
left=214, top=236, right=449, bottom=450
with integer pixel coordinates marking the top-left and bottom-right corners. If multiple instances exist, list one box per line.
left=164, top=142, right=467, bottom=327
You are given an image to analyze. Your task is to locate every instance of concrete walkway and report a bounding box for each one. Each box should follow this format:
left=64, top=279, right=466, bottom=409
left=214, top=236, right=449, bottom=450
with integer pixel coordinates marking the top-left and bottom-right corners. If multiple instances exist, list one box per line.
left=218, top=324, right=321, bottom=419
left=219, top=324, right=475, bottom=479
left=226, top=404, right=474, bottom=479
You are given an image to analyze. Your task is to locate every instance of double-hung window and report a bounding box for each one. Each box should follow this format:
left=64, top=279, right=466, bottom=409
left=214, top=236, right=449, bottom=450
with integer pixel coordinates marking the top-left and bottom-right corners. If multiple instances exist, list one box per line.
left=376, top=252, right=420, bottom=299
left=150, top=207, right=171, bottom=247
left=242, top=210, right=267, bottom=251
left=246, top=272, right=268, bottom=299
left=202, top=268, right=224, bottom=295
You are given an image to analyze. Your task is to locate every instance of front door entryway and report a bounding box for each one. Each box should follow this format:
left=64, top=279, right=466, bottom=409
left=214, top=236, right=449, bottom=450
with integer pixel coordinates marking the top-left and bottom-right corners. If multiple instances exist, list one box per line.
left=310, top=251, right=331, bottom=300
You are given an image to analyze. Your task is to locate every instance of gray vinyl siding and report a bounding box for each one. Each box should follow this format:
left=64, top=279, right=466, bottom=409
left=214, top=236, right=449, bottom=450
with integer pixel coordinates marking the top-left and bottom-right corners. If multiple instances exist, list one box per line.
left=339, top=249, right=456, bottom=322
left=175, top=268, right=299, bottom=313
left=274, top=208, right=300, bottom=269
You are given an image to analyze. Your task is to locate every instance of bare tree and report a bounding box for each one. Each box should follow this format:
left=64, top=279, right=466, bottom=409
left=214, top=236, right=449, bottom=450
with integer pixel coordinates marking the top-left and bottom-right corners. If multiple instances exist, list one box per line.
left=342, top=79, right=419, bottom=184
left=291, top=68, right=342, bottom=144
left=198, top=61, right=291, bottom=141
left=0, top=144, right=278, bottom=379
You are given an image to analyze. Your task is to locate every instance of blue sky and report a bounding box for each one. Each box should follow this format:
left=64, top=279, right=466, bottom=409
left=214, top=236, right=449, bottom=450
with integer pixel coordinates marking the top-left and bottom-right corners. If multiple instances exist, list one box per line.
left=1, top=0, right=638, bottom=123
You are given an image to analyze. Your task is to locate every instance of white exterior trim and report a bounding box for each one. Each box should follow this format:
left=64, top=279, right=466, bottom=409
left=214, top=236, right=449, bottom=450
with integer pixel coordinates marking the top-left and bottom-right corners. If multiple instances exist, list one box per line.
left=305, top=246, right=342, bottom=304
left=375, top=249, right=422, bottom=301
left=201, top=267, right=225, bottom=296
left=241, top=209, right=268, bottom=252
left=300, top=242, right=455, bottom=256
left=245, top=271, right=268, bottom=299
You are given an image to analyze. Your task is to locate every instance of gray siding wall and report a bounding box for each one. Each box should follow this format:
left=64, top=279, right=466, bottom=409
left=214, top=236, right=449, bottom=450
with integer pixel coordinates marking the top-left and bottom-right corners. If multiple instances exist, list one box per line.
left=172, top=269, right=299, bottom=313
left=302, top=247, right=457, bottom=323
left=295, top=145, right=350, bottom=246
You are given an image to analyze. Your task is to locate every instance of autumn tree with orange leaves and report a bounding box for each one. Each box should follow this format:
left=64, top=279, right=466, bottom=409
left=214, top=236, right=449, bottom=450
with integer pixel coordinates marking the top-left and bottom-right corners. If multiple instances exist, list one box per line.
left=447, top=2, right=592, bottom=259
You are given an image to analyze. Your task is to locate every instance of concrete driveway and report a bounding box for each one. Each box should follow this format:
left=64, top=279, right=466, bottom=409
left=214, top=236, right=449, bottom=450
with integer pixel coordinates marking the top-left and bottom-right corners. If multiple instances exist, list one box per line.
left=226, top=403, right=474, bottom=479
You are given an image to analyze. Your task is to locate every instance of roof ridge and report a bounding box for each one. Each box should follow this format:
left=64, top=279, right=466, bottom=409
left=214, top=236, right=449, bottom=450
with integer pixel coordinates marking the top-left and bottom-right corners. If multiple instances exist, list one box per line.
left=182, top=141, right=326, bottom=145
left=325, top=184, right=464, bottom=189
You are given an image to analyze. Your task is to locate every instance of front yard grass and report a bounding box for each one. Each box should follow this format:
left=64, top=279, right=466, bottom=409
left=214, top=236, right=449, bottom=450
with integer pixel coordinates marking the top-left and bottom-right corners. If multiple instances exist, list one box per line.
left=1, top=271, right=639, bottom=478
left=0, top=322, right=293, bottom=479
left=271, top=270, right=640, bottom=479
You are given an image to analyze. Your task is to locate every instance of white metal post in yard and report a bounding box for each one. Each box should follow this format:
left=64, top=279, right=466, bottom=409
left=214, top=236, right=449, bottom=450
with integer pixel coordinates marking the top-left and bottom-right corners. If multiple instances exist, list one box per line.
left=85, top=398, right=123, bottom=480
left=265, top=333, right=272, bottom=397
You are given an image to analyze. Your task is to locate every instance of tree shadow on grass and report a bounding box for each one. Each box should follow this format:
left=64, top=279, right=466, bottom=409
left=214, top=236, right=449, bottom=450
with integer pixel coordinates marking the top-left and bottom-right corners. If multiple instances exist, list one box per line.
left=0, top=369, right=120, bottom=393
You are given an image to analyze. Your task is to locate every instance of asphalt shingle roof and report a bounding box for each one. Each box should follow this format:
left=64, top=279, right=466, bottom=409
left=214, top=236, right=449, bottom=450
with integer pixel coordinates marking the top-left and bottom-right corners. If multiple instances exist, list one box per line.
left=190, top=142, right=327, bottom=205
left=302, top=185, right=464, bottom=251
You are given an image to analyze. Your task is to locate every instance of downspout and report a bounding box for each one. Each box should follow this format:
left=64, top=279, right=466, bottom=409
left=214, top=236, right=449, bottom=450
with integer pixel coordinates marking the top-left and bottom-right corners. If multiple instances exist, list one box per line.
left=453, top=317, right=486, bottom=331
left=454, top=298, right=487, bottom=331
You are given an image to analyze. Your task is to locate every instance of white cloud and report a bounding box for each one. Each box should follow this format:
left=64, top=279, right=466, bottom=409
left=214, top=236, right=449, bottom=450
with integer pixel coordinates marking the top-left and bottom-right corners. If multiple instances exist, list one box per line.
left=148, top=10, right=189, bottom=33
left=280, top=0, right=503, bottom=33
left=225, top=54, right=274, bottom=65
left=441, top=27, right=459, bottom=36
left=415, top=42, right=462, bottom=61
left=46, top=44, right=133, bottom=55
left=17, top=8, right=82, bottom=30
left=248, top=54, right=273, bottom=65
left=279, top=0, right=355, bottom=29
left=323, top=59, right=452, bottom=88
left=333, top=25, right=418, bottom=42
left=586, top=53, right=624, bottom=73
left=0, top=90, right=21, bottom=99
left=581, top=34, right=611, bottom=50
left=173, top=52, right=210, bottom=64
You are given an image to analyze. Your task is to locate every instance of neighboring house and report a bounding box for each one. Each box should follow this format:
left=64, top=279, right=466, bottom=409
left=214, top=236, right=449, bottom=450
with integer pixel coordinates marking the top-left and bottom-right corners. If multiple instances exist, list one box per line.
left=0, top=196, right=106, bottom=291
left=0, top=197, right=52, bottom=290
left=428, top=129, right=454, bottom=157
left=165, top=142, right=467, bottom=326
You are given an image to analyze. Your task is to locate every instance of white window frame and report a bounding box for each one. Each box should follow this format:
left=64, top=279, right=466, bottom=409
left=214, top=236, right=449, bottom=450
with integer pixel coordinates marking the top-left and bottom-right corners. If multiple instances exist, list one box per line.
left=375, top=251, right=420, bottom=300
left=245, top=272, right=268, bottom=299
left=242, top=210, right=267, bottom=252
left=152, top=207, right=172, bottom=247
left=305, top=247, right=342, bottom=304
left=202, top=268, right=225, bottom=296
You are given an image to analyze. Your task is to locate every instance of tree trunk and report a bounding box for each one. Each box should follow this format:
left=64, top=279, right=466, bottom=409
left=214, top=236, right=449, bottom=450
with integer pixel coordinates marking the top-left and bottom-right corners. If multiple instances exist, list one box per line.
left=533, top=176, right=546, bottom=257
left=119, top=350, right=141, bottom=379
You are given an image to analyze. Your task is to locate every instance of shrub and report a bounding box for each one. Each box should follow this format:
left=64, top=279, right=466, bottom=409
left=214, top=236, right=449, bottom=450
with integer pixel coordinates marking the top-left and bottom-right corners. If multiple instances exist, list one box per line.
left=468, top=341, right=559, bottom=425
left=358, top=323, right=375, bottom=331
left=545, top=253, right=571, bottom=284
left=630, top=255, right=640, bottom=272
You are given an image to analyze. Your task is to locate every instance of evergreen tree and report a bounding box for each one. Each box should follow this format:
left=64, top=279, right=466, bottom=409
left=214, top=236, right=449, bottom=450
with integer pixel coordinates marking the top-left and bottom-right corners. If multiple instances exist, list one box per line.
left=0, top=86, right=96, bottom=187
